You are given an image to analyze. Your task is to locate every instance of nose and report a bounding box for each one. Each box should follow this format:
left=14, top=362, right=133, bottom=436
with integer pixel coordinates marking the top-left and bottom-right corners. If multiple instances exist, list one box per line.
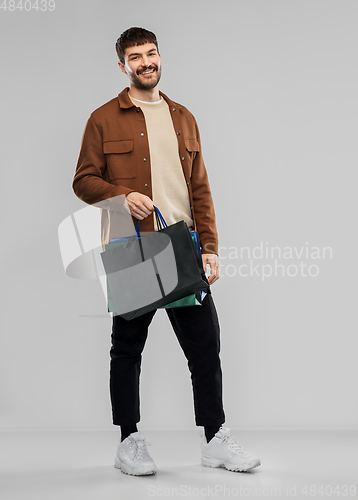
left=142, top=55, right=151, bottom=67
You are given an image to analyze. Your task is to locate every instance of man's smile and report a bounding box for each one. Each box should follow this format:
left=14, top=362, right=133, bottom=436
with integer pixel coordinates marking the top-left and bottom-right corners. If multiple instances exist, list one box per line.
left=138, top=68, right=156, bottom=76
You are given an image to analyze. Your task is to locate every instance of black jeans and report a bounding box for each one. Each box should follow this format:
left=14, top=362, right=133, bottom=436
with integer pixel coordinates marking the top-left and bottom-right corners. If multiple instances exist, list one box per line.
left=109, top=289, right=225, bottom=427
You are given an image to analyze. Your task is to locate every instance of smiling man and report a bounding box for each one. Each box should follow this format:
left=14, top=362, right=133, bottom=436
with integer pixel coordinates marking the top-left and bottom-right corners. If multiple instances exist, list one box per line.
left=73, top=27, right=261, bottom=476
left=122, top=44, right=162, bottom=90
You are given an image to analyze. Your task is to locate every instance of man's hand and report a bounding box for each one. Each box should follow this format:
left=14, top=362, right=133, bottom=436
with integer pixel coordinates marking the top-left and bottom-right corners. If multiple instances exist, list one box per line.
left=126, top=192, right=155, bottom=219
left=201, top=253, right=220, bottom=285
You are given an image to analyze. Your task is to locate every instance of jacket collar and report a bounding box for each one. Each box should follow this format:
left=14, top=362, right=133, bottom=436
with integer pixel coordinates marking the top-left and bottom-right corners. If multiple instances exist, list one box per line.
left=117, top=87, right=180, bottom=110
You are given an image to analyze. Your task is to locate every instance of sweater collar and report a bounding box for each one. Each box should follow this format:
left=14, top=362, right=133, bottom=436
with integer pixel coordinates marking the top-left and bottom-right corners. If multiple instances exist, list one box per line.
left=117, top=87, right=179, bottom=110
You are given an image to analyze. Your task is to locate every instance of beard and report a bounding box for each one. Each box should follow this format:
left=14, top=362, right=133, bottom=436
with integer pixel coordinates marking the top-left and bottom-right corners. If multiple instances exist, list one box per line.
left=128, top=64, right=162, bottom=90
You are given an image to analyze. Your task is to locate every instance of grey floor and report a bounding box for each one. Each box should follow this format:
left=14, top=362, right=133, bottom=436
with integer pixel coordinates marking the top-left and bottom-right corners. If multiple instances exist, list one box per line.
left=0, top=429, right=357, bottom=500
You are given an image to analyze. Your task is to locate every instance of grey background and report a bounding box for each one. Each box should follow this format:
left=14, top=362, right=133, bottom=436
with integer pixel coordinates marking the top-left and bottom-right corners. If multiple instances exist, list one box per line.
left=1, top=0, right=357, bottom=431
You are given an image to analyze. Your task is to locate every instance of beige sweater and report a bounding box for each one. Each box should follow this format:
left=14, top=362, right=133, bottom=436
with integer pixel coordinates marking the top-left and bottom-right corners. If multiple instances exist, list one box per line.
left=129, top=95, right=194, bottom=231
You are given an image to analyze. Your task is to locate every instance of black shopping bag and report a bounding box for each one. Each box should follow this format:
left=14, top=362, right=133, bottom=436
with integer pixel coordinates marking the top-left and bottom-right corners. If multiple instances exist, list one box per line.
left=100, top=208, right=209, bottom=320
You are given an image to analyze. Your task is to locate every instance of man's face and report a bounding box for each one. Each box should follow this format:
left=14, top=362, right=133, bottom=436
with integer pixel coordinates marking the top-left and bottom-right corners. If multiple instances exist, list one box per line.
left=119, top=42, right=162, bottom=90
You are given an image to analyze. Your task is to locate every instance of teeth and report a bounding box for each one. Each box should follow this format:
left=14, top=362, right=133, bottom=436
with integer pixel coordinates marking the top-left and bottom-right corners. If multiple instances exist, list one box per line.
left=142, top=69, right=154, bottom=74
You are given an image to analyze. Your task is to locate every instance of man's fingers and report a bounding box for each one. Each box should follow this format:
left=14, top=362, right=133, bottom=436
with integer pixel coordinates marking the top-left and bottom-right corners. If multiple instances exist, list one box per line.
left=132, top=206, right=150, bottom=219
left=202, top=254, right=220, bottom=285
left=126, top=192, right=155, bottom=219
left=128, top=199, right=155, bottom=219
left=208, top=264, right=220, bottom=284
left=143, top=199, right=155, bottom=212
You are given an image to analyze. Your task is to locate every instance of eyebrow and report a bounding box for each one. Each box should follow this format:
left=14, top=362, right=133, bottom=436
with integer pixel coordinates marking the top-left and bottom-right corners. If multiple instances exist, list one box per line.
left=128, top=49, right=157, bottom=58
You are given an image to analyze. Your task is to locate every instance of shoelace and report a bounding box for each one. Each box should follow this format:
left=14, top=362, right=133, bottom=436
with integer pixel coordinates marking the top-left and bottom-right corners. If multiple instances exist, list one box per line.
left=221, top=435, right=245, bottom=453
left=133, top=440, right=152, bottom=460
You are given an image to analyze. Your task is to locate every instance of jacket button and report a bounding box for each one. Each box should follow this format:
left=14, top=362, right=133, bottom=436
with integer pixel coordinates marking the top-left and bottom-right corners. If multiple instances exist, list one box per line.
left=181, top=156, right=185, bottom=161
left=145, top=183, right=148, bottom=187
left=141, top=133, right=144, bottom=136
left=190, top=206, right=193, bottom=210
left=136, top=108, right=140, bottom=112
left=143, top=158, right=147, bottom=162
left=177, top=131, right=181, bottom=135
left=187, top=181, right=190, bottom=185
left=173, top=107, right=176, bottom=111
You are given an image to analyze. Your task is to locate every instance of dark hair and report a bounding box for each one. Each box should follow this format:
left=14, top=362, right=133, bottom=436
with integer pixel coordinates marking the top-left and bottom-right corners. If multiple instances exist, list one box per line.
left=115, top=27, right=159, bottom=63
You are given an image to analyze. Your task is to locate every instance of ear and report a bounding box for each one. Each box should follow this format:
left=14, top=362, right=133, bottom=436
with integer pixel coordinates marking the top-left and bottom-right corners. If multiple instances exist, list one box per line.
left=118, top=61, right=127, bottom=75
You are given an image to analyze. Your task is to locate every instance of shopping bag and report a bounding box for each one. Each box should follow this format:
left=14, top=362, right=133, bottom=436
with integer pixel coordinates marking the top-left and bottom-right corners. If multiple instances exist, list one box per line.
left=105, top=220, right=141, bottom=314
left=105, top=216, right=205, bottom=313
left=101, top=207, right=209, bottom=320
left=156, top=209, right=204, bottom=308
left=105, top=208, right=206, bottom=312
left=106, top=237, right=204, bottom=311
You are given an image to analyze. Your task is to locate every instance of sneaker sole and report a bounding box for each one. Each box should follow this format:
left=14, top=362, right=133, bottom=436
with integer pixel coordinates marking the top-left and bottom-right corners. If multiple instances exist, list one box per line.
left=114, top=456, right=157, bottom=476
left=201, top=455, right=261, bottom=472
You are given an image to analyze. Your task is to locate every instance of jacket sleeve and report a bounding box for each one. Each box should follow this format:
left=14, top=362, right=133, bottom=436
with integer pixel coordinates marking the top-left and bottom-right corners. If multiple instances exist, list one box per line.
left=72, top=115, right=135, bottom=211
left=190, top=117, right=219, bottom=256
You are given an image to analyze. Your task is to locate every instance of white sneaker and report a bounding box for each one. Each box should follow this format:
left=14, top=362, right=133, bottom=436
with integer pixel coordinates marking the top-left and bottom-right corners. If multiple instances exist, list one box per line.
left=115, top=431, right=157, bottom=476
left=201, top=426, right=261, bottom=472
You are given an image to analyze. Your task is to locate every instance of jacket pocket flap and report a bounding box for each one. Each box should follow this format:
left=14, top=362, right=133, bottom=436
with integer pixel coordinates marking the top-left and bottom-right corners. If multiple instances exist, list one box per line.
left=184, top=138, right=199, bottom=152
left=103, top=140, right=133, bottom=154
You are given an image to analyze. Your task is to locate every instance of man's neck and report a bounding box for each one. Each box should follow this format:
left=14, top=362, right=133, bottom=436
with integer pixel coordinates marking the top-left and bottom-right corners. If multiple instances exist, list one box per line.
left=128, top=85, right=161, bottom=103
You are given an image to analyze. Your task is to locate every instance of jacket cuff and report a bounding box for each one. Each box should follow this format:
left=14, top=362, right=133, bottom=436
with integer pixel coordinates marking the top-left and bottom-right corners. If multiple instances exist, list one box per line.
left=200, top=241, right=218, bottom=256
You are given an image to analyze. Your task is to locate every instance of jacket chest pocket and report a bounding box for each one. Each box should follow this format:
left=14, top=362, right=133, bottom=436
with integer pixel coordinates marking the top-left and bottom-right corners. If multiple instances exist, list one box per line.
left=184, top=138, right=199, bottom=152
left=103, top=140, right=136, bottom=180
left=184, top=138, right=199, bottom=175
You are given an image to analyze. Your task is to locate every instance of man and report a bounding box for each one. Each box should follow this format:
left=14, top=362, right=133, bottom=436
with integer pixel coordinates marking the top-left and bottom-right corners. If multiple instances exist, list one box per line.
left=73, top=27, right=261, bottom=476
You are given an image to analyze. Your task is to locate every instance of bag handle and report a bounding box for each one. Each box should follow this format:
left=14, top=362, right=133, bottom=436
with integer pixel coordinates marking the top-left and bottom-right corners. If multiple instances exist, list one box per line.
left=126, top=206, right=167, bottom=247
left=154, top=206, right=167, bottom=229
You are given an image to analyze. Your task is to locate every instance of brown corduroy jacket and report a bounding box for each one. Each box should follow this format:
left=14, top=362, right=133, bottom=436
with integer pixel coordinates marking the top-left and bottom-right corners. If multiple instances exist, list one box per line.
left=73, top=87, right=219, bottom=255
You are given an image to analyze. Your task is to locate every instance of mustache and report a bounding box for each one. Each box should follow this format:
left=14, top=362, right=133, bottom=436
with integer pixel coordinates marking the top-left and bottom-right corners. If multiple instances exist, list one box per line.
left=137, top=65, right=158, bottom=75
